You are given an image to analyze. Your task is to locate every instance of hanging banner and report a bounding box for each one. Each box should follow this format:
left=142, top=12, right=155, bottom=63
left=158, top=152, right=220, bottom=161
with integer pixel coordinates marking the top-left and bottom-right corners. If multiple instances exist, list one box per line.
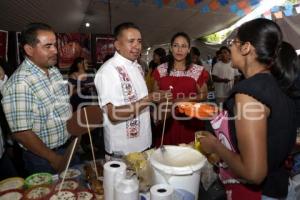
left=95, top=35, right=115, bottom=64
left=0, top=30, right=8, bottom=60
left=57, top=33, right=92, bottom=68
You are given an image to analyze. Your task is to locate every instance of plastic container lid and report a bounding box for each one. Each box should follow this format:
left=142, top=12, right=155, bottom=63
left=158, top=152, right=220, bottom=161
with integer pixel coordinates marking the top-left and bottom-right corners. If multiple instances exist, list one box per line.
left=76, top=189, right=95, bottom=200
left=25, top=173, right=53, bottom=188
left=59, top=168, right=81, bottom=179
left=49, top=190, right=76, bottom=200
left=23, top=184, right=52, bottom=200
left=0, top=177, right=24, bottom=192
left=0, top=189, right=23, bottom=200
left=54, top=180, right=79, bottom=191
left=150, top=145, right=207, bottom=175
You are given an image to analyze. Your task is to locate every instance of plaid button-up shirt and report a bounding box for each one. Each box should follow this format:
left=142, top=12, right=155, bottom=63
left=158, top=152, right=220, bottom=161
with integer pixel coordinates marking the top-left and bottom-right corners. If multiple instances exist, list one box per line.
left=1, top=58, right=72, bottom=149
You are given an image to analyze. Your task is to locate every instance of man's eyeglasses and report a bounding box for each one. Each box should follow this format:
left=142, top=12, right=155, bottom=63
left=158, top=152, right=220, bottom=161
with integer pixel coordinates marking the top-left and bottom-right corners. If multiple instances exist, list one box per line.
left=172, top=44, right=189, bottom=49
left=226, top=39, right=244, bottom=47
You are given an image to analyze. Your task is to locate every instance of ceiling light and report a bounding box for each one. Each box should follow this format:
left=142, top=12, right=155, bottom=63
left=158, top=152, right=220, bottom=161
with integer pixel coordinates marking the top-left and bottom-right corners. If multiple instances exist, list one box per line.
left=85, top=22, right=90, bottom=27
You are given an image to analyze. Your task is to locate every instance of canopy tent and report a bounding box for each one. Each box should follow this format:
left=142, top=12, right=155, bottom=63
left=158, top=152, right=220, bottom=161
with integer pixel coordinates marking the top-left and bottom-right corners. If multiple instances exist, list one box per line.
left=0, top=0, right=299, bottom=63
left=0, top=0, right=260, bottom=48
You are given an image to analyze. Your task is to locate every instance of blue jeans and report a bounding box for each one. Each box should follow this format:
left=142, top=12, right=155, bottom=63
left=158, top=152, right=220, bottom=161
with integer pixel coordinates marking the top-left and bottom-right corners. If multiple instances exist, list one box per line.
left=23, top=147, right=80, bottom=175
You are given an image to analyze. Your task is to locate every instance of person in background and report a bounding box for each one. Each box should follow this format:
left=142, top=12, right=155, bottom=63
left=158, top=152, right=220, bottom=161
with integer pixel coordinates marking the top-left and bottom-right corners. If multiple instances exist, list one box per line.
left=0, top=58, right=15, bottom=78
left=68, top=57, right=103, bottom=155
left=189, top=47, right=215, bottom=102
left=68, top=57, right=94, bottom=111
left=211, top=49, right=221, bottom=69
left=190, top=46, right=203, bottom=65
left=200, top=18, right=300, bottom=200
left=146, top=48, right=166, bottom=92
left=137, top=54, right=148, bottom=75
left=0, top=64, right=7, bottom=89
left=94, top=22, right=171, bottom=158
left=0, top=64, right=18, bottom=179
left=1, top=23, right=79, bottom=174
left=212, top=46, right=240, bottom=103
left=153, top=32, right=209, bottom=145
left=148, top=48, right=167, bottom=73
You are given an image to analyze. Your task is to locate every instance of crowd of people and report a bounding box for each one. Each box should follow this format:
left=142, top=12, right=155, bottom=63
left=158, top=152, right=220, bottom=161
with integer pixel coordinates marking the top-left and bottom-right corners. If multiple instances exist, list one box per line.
left=0, top=18, right=299, bottom=200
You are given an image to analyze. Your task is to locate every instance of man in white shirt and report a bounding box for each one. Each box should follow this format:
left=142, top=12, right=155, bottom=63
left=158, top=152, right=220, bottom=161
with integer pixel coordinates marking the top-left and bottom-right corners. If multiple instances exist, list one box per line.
left=212, top=46, right=240, bottom=103
left=94, top=22, right=170, bottom=156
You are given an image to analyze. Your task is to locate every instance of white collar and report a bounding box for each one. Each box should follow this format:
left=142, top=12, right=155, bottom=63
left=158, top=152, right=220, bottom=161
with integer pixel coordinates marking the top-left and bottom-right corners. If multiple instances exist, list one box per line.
left=114, top=51, right=138, bottom=66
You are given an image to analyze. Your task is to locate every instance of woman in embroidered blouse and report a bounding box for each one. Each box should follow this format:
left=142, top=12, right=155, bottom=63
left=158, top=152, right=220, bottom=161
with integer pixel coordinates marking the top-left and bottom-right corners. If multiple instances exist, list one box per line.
left=199, top=18, right=300, bottom=200
left=152, top=32, right=209, bottom=145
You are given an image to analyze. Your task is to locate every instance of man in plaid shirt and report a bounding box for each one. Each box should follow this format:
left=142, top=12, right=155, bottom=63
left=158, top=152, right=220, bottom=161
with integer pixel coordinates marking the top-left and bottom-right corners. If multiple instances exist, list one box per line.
left=1, top=23, right=77, bottom=174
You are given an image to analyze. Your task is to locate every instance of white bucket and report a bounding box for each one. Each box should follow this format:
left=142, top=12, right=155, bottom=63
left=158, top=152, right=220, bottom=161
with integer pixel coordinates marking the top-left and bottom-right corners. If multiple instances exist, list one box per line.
left=150, top=145, right=207, bottom=200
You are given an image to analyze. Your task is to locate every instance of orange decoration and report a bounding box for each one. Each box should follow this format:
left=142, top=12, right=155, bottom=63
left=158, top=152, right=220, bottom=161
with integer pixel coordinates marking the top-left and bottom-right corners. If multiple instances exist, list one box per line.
left=177, top=102, right=218, bottom=119
left=243, top=7, right=252, bottom=14
left=209, top=0, right=220, bottom=11
left=194, top=103, right=218, bottom=118
left=237, top=0, right=248, bottom=9
left=177, top=102, right=195, bottom=114
left=186, top=0, right=196, bottom=6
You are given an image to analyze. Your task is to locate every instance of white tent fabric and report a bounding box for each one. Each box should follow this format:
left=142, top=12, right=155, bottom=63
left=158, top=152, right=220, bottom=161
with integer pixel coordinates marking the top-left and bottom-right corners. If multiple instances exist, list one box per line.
left=1, top=0, right=299, bottom=59
left=0, top=0, right=244, bottom=47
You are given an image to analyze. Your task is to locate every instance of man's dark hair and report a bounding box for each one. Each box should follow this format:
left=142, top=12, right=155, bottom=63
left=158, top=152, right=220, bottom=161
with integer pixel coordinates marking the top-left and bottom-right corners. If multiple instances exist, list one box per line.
left=190, top=47, right=200, bottom=56
left=20, top=22, right=54, bottom=47
left=219, top=46, right=230, bottom=53
left=113, top=22, right=140, bottom=39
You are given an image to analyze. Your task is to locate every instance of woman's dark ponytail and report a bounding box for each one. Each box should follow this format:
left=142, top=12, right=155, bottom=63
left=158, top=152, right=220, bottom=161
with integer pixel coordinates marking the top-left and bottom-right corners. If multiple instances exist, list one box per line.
left=237, top=18, right=300, bottom=97
left=271, top=41, right=300, bottom=97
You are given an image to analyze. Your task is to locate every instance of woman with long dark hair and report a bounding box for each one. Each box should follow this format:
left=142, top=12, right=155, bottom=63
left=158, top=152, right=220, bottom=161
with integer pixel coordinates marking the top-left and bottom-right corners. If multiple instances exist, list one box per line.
left=68, top=57, right=94, bottom=111
left=145, top=48, right=166, bottom=92
left=200, top=18, right=300, bottom=200
left=152, top=32, right=209, bottom=145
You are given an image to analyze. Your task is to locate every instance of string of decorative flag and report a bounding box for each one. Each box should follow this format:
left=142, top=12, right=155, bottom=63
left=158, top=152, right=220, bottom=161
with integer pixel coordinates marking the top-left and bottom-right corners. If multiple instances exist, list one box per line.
left=128, top=0, right=262, bottom=17
left=98, top=0, right=300, bottom=18
left=198, top=0, right=300, bottom=45
left=261, top=0, right=300, bottom=20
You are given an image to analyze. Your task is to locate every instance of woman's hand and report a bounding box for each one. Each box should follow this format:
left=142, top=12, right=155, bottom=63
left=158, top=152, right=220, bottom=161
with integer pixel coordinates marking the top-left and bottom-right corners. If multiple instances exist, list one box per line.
left=199, top=133, right=221, bottom=165
left=199, top=133, right=219, bottom=155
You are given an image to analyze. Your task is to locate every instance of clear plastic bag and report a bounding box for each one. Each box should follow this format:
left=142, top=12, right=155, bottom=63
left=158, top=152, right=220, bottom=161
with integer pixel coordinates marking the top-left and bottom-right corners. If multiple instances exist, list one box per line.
left=200, top=160, right=218, bottom=191
left=124, top=151, right=154, bottom=192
